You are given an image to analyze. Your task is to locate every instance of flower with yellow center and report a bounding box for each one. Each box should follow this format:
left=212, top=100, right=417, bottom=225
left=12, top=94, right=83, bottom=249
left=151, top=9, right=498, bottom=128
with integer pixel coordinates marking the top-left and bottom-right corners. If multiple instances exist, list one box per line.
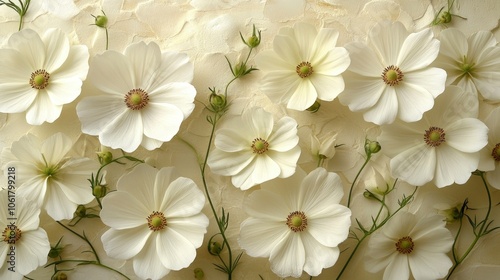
left=339, top=21, right=446, bottom=124
left=0, top=192, right=50, bottom=279
left=379, top=86, right=488, bottom=188
left=100, top=164, right=208, bottom=280
left=207, top=107, right=301, bottom=190
left=256, top=22, right=350, bottom=111
left=239, top=168, right=351, bottom=278
left=365, top=212, right=453, bottom=280
left=77, top=41, right=196, bottom=152
left=478, top=107, right=500, bottom=190
left=0, top=28, right=89, bottom=125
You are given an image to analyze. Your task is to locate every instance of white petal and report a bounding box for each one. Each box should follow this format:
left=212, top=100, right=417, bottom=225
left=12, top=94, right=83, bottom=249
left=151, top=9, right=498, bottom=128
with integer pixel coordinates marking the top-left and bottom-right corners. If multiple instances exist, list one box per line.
left=89, top=51, right=134, bottom=95
left=45, top=79, right=83, bottom=105
left=273, top=34, right=301, bottom=64
left=313, top=47, right=350, bottom=76
left=51, top=45, right=89, bottom=80
left=133, top=235, right=170, bottom=280
left=102, top=227, right=151, bottom=260
left=395, top=83, right=434, bottom=123
left=339, top=72, right=385, bottom=111
left=383, top=254, right=410, bottom=280
left=445, top=118, right=488, bottom=153
left=244, top=188, right=290, bottom=220
left=409, top=252, right=452, bottom=280
left=239, top=218, right=289, bottom=257
left=468, top=30, right=497, bottom=60
left=159, top=177, right=205, bottom=218
left=15, top=198, right=40, bottom=231
left=150, top=51, right=194, bottom=88
left=149, top=82, right=196, bottom=117
left=44, top=180, right=78, bottom=220
left=311, top=28, right=339, bottom=61
left=16, top=176, right=47, bottom=207
left=256, top=50, right=294, bottom=72
left=76, top=95, right=126, bottom=136
left=42, top=28, right=70, bottom=72
left=233, top=155, right=281, bottom=190
left=214, top=127, right=251, bottom=152
left=269, top=233, right=305, bottom=278
left=439, top=29, right=468, bottom=60
left=260, top=71, right=301, bottom=105
left=25, top=91, right=63, bottom=125
left=142, top=103, right=184, bottom=142
left=291, top=22, right=317, bottom=60
left=346, top=42, right=384, bottom=77
left=287, top=79, right=317, bottom=111
left=363, top=86, right=398, bottom=125
left=54, top=161, right=96, bottom=205
left=7, top=29, right=45, bottom=69
left=404, top=67, right=447, bottom=98
left=307, top=206, right=351, bottom=247
left=116, top=164, right=156, bottom=210
left=300, top=168, right=344, bottom=210
left=141, top=136, right=164, bottom=150
left=41, top=132, right=72, bottom=164
left=9, top=134, right=43, bottom=163
left=207, top=149, right=254, bottom=176
left=156, top=227, right=196, bottom=270
left=246, top=107, right=274, bottom=138
left=166, top=214, right=208, bottom=248
left=101, top=191, right=151, bottom=229
left=0, top=82, right=36, bottom=113
left=100, top=110, right=143, bottom=152
left=434, top=145, right=479, bottom=187
left=124, top=42, right=161, bottom=89
left=486, top=167, right=500, bottom=190
left=390, top=144, right=435, bottom=186
left=16, top=229, right=50, bottom=275
left=267, top=117, right=298, bottom=152
left=302, top=232, right=339, bottom=276
left=473, top=47, right=500, bottom=101
left=309, top=73, right=345, bottom=101
left=397, top=28, right=439, bottom=71
left=368, top=21, right=407, bottom=65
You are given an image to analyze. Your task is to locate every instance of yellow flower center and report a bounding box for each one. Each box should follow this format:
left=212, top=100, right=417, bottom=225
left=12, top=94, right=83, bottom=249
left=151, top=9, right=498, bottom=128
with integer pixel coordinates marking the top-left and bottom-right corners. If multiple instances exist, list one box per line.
left=29, top=69, right=50, bottom=89
left=395, top=236, right=414, bottom=254
left=146, top=211, right=167, bottom=231
left=491, top=143, right=500, bottom=161
left=424, top=126, right=446, bottom=147
left=382, top=65, right=404, bottom=86
left=251, top=138, right=269, bottom=154
left=2, top=225, right=22, bottom=244
left=286, top=211, right=308, bottom=232
left=459, top=55, right=475, bottom=75
left=125, top=88, right=149, bottom=110
left=296, top=61, right=314, bottom=78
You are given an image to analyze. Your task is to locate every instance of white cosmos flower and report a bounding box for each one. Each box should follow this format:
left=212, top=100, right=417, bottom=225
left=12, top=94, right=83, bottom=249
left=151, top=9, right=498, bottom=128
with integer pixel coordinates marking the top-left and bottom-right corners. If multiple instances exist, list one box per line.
left=256, top=22, right=350, bottom=111
left=478, top=107, right=500, bottom=189
left=338, top=21, right=446, bottom=124
left=1, top=133, right=98, bottom=221
left=100, top=164, right=208, bottom=280
left=0, top=28, right=89, bottom=125
left=0, top=192, right=50, bottom=280
left=207, top=107, right=301, bottom=190
left=365, top=212, right=453, bottom=280
left=76, top=41, right=196, bottom=153
left=378, top=86, right=488, bottom=188
left=238, top=167, right=351, bottom=278
left=434, top=28, right=500, bottom=102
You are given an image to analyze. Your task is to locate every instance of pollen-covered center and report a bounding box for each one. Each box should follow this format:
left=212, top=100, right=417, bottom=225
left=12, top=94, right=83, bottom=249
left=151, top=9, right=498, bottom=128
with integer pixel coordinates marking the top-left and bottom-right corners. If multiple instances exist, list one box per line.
left=286, top=211, right=308, bottom=232
left=125, top=88, right=149, bottom=110
left=251, top=138, right=269, bottom=154
left=491, top=143, right=500, bottom=161
left=424, top=126, right=446, bottom=147
left=146, top=211, right=167, bottom=231
left=296, top=61, right=314, bottom=78
left=29, top=69, right=50, bottom=89
left=382, top=65, right=404, bottom=86
left=2, top=225, right=22, bottom=244
left=395, top=236, right=414, bottom=254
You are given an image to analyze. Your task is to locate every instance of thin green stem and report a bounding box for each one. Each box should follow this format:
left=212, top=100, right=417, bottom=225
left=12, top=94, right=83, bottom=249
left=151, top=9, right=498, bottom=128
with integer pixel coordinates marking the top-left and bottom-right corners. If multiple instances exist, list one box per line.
left=56, top=221, right=101, bottom=264
left=336, top=234, right=368, bottom=280
left=347, top=156, right=371, bottom=207
left=105, top=27, right=109, bottom=50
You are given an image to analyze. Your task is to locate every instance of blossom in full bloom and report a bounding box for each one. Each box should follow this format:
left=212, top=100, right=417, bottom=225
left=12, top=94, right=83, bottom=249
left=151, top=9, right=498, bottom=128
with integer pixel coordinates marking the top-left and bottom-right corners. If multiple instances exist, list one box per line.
left=0, top=28, right=89, bottom=125
left=365, top=212, right=453, bottom=280
left=434, top=28, right=500, bottom=102
left=1, top=133, right=98, bottom=221
left=76, top=41, right=196, bottom=152
left=478, top=107, right=500, bottom=189
left=338, top=21, right=446, bottom=124
left=0, top=192, right=50, bottom=280
left=207, top=107, right=301, bottom=190
left=378, top=86, right=488, bottom=188
left=256, top=22, right=350, bottom=111
left=100, top=164, right=208, bottom=280
left=238, top=168, right=351, bottom=278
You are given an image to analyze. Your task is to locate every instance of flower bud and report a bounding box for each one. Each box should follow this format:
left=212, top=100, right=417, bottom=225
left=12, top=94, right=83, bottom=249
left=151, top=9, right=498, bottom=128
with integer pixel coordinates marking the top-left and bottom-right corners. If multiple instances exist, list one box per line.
left=306, top=100, right=321, bottom=113
left=234, top=62, right=247, bottom=78
left=74, top=205, right=87, bottom=218
left=194, top=268, right=204, bottom=279
left=439, top=11, right=452, bottom=24
left=241, top=24, right=261, bottom=48
left=54, top=272, right=68, bottom=280
left=436, top=203, right=462, bottom=223
left=209, top=92, right=227, bottom=113
left=97, top=148, right=113, bottom=165
left=208, top=241, right=223, bottom=255
left=93, top=184, right=107, bottom=198
left=95, top=15, right=108, bottom=28
left=364, top=139, right=381, bottom=157
left=363, top=190, right=376, bottom=199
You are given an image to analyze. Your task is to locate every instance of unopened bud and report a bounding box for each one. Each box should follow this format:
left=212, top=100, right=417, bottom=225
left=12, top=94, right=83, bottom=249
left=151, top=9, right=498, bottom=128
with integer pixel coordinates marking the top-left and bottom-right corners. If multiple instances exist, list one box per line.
left=306, top=100, right=321, bottom=113
left=194, top=268, right=204, bottom=279
left=93, top=185, right=107, bottom=198
left=208, top=241, right=222, bottom=255
left=75, top=205, right=86, bottom=218
left=364, top=139, right=381, bottom=157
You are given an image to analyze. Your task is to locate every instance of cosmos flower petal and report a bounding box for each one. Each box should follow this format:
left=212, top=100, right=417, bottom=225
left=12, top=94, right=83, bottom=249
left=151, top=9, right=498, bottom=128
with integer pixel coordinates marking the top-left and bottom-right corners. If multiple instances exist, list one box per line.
left=157, top=228, right=197, bottom=270
left=309, top=73, right=345, bottom=101
left=142, top=103, right=184, bottom=142
left=404, top=67, right=447, bottom=98
left=368, top=21, right=407, bottom=65
left=397, top=28, right=439, bottom=71
left=267, top=117, right=299, bottom=151
left=42, top=28, right=70, bottom=72
left=256, top=50, right=295, bottom=72
left=273, top=34, right=301, bottom=64
left=287, top=79, right=317, bottom=110
left=313, top=47, right=350, bottom=76
left=438, top=29, right=468, bottom=62
left=239, top=218, right=289, bottom=257
left=124, top=41, right=161, bottom=89
left=100, top=110, right=144, bottom=153
left=208, top=149, right=254, bottom=176
left=346, top=42, right=384, bottom=77
left=25, top=92, right=63, bottom=125
left=0, top=81, right=37, bottom=113
left=76, top=95, right=127, bottom=135
left=302, top=232, right=339, bottom=276
left=133, top=236, right=170, bottom=280
left=51, top=45, right=89, bottom=80
left=363, top=86, right=398, bottom=125
left=15, top=229, right=50, bottom=275
left=339, top=73, right=384, bottom=111
left=244, top=189, right=290, bottom=220
left=383, top=254, right=410, bottom=280
left=149, top=82, right=196, bottom=117
left=395, top=83, right=435, bottom=123
left=468, top=30, right=497, bottom=60
left=44, top=182, right=79, bottom=221
left=260, top=71, right=301, bottom=105
left=446, top=118, right=488, bottom=153
left=269, top=233, right=305, bottom=278
left=7, top=29, right=45, bottom=69
left=307, top=207, right=351, bottom=247
left=409, top=252, right=452, bottom=280
left=166, top=214, right=209, bottom=248
left=88, top=51, right=135, bottom=95
left=101, top=192, right=150, bottom=229
left=160, top=177, right=205, bottom=218
left=390, top=144, right=435, bottom=186
left=311, top=28, right=339, bottom=60
left=150, top=51, right=194, bottom=88
left=40, top=132, right=72, bottom=164
left=434, top=145, right=479, bottom=187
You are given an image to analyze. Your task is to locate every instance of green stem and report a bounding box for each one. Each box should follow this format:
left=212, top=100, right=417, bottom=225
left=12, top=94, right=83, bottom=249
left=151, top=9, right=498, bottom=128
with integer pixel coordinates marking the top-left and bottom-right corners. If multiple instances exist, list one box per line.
left=347, top=156, right=371, bottom=207
left=56, top=221, right=101, bottom=264
left=105, top=27, right=109, bottom=50
left=336, top=234, right=368, bottom=280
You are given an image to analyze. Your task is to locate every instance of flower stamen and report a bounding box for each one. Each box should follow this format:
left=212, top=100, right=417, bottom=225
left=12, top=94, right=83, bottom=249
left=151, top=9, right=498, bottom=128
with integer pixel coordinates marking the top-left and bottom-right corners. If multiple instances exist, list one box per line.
left=382, top=65, right=404, bottom=86
left=29, top=69, right=50, bottom=89
left=125, top=88, right=149, bottom=110
left=286, top=211, right=308, bottom=232
left=2, top=225, right=22, bottom=244
left=251, top=138, right=269, bottom=154
left=491, top=143, right=500, bottom=161
left=146, top=211, right=167, bottom=231
left=296, top=62, right=314, bottom=78
left=395, top=236, right=414, bottom=254
left=424, top=126, right=446, bottom=147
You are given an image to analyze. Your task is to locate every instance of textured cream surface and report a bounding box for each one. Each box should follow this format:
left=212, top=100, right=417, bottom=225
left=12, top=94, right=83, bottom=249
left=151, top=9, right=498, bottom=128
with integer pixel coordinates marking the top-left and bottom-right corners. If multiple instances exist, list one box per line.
left=0, top=0, right=499, bottom=279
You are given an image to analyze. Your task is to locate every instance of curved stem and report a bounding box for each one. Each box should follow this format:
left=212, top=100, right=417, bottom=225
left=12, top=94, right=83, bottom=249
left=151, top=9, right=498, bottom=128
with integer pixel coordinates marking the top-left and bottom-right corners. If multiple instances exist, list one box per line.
left=336, top=234, right=368, bottom=280
left=105, top=27, right=109, bottom=50
left=347, top=156, right=371, bottom=207
left=56, top=221, right=101, bottom=264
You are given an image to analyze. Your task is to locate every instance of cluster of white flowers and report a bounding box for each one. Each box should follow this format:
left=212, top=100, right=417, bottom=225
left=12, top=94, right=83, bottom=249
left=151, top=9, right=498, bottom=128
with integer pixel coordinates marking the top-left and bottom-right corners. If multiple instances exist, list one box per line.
left=0, top=1, right=499, bottom=280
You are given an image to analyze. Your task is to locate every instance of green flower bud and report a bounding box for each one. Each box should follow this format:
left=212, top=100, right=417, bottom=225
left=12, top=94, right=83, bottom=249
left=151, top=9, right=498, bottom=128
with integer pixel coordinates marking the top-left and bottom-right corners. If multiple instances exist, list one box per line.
left=54, top=272, right=68, bottom=280
left=194, top=268, right=204, bottom=279
left=363, top=190, right=376, bottom=199
left=95, top=15, right=108, bottom=28
left=364, top=139, right=381, bottom=157
left=97, top=149, right=113, bottom=165
left=74, top=205, right=87, bottom=218
left=306, top=100, right=321, bottom=113
left=439, top=11, right=452, bottom=24
left=93, top=184, right=107, bottom=198
left=234, top=62, right=247, bottom=78
left=437, top=203, right=462, bottom=223
left=208, top=241, right=223, bottom=255
left=209, top=92, right=227, bottom=113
